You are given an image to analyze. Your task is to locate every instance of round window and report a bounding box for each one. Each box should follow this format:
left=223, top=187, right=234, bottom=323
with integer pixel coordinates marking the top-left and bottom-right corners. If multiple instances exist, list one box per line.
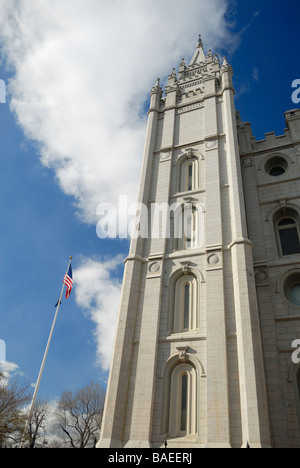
left=288, top=284, right=300, bottom=306
left=265, top=156, right=288, bottom=177
left=284, top=273, right=300, bottom=307
left=269, top=166, right=286, bottom=176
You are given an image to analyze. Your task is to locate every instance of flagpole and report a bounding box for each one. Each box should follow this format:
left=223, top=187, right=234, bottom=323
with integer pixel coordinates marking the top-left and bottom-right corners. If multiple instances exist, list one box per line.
left=21, top=257, right=72, bottom=448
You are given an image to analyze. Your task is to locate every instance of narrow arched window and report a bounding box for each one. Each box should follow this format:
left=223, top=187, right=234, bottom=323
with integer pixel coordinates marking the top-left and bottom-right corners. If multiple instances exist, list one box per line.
left=188, top=164, right=193, bottom=191
left=183, top=284, right=190, bottom=330
left=179, top=157, right=199, bottom=193
left=185, top=211, right=192, bottom=249
left=180, top=374, right=188, bottom=433
left=170, top=274, right=198, bottom=334
left=174, top=204, right=199, bottom=251
left=277, top=217, right=300, bottom=256
left=167, top=363, right=197, bottom=439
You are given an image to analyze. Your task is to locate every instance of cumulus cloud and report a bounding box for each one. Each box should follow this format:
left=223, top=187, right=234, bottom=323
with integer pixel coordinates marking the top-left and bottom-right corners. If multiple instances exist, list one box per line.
left=0, top=361, right=21, bottom=386
left=0, top=0, right=234, bottom=226
left=74, top=256, right=123, bottom=371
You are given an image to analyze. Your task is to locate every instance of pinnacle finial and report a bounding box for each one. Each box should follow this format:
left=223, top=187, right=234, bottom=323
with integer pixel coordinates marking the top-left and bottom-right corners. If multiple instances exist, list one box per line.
left=150, top=77, right=162, bottom=96
left=221, top=56, right=230, bottom=70
left=197, top=34, right=203, bottom=47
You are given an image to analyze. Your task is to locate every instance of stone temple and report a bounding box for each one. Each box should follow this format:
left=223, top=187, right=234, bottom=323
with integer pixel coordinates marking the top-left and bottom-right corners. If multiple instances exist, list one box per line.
left=98, top=36, right=300, bottom=448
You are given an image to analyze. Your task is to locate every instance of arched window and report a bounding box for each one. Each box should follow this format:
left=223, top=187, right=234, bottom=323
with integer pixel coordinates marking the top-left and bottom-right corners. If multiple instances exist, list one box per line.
left=183, top=284, right=190, bottom=330
left=167, top=363, right=197, bottom=438
left=188, top=164, right=193, bottom=191
left=169, top=274, right=198, bottom=333
left=174, top=204, right=199, bottom=251
left=273, top=209, right=300, bottom=257
left=179, top=157, right=199, bottom=193
left=180, top=374, right=188, bottom=432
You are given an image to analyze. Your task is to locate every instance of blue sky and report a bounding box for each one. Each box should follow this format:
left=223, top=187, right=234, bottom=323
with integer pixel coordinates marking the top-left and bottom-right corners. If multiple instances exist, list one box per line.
left=0, top=0, right=299, bottom=402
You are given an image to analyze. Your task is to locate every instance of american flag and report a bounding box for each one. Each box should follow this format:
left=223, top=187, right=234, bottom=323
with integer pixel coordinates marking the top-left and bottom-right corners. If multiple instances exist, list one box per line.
left=63, top=264, right=73, bottom=299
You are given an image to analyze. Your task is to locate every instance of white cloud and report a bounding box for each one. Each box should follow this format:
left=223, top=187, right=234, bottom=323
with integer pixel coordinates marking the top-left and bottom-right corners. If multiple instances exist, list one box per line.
left=0, top=361, right=20, bottom=386
left=74, top=256, right=123, bottom=371
left=0, top=0, right=234, bottom=226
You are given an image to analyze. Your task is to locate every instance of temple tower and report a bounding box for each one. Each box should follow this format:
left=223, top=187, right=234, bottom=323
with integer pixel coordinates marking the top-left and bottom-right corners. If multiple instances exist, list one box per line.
left=97, top=36, right=297, bottom=448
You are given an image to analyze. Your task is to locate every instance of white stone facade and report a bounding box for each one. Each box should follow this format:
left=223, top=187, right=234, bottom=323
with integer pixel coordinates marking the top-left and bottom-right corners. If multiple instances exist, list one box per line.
left=238, top=109, right=300, bottom=448
left=98, top=38, right=300, bottom=448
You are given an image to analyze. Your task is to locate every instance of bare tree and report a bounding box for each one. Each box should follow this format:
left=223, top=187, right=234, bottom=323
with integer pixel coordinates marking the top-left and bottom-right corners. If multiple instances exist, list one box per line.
left=26, top=399, right=50, bottom=448
left=55, top=382, right=105, bottom=448
left=0, top=372, right=31, bottom=447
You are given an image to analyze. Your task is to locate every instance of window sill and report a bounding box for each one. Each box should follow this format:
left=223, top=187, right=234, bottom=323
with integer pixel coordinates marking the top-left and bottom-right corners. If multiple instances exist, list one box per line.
left=159, top=332, right=206, bottom=343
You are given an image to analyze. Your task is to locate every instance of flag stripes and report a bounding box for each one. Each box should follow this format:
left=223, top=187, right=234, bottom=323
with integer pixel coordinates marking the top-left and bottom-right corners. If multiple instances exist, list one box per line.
left=63, top=264, right=73, bottom=299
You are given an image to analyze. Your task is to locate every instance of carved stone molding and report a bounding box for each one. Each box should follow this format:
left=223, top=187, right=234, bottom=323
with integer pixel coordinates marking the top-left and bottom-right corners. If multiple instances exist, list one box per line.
left=176, top=345, right=189, bottom=361
left=180, top=260, right=191, bottom=275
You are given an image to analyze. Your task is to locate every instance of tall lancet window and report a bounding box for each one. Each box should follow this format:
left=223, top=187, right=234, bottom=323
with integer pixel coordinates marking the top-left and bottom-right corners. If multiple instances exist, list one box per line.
left=183, top=284, right=190, bottom=330
left=179, top=156, right=199, bottom=193
left=169, top=274, right=198, bottom=334
left=167, top=363, right=197, bottom=438
left=188, top=164, right=193, bottom=191
left=174, top=204, right=199, bottom=251
left=180, top=374, right=188, bottom=432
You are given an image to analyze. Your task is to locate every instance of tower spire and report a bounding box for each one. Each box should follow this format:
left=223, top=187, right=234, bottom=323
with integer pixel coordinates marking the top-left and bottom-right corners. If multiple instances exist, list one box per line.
left=189, top=33, right=206, bottom=66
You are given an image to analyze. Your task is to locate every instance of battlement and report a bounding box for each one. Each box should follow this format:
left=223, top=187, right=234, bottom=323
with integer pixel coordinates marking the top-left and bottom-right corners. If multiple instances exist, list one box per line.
left=237, top=109, right=300, bottom=155
left=252, top=129, right=291, bottom=152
